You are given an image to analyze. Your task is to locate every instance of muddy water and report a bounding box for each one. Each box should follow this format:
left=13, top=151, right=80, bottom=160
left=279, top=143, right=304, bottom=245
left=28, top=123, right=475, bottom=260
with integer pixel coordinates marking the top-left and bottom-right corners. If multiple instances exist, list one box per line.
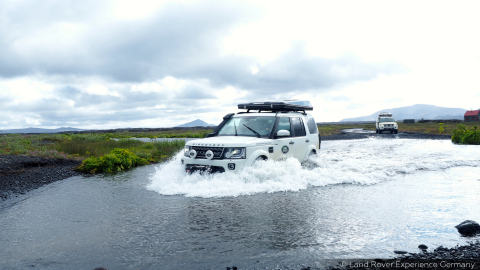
left=1, top=139, right=479, bottom=269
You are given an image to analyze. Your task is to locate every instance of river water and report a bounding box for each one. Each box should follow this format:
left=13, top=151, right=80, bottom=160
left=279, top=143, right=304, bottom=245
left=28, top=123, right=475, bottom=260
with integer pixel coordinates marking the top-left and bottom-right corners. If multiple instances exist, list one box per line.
left=1, top=139, right=479, bottom=269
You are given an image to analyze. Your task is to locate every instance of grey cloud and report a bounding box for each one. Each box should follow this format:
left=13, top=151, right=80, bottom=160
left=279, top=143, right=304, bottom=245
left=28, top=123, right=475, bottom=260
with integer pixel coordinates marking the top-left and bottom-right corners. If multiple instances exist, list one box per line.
left=324, top=95, right=352, bottom=102
left=0, top=0, right=406, bottom=129
left=55, top=84, right=216, bottom=110
left=0, top=0, right=260, bottom=81
left=173, top=86, right=217, bottom=100
left=0, top=84, right=220, bottom=128
left=0, top=0, right=401, bottom=93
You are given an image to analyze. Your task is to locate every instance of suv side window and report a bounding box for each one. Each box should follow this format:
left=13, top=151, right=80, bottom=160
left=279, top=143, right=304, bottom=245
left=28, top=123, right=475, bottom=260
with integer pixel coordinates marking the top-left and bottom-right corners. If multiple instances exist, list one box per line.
left=306, top=116, right=318, bottom=134
left=291, top=118, right=306, bottom=137
left=276, top=117, right=292, bottom=137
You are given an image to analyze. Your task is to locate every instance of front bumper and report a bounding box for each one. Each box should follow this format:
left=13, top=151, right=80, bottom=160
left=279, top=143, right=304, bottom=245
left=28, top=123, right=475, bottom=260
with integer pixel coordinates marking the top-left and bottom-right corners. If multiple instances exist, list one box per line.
left=181, top=157, right=247, bottom=173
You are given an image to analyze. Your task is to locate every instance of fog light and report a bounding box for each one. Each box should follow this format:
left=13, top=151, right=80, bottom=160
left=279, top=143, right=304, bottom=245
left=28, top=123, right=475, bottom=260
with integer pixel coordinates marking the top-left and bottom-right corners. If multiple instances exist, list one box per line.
left=228, top=163, right=235, bottom=170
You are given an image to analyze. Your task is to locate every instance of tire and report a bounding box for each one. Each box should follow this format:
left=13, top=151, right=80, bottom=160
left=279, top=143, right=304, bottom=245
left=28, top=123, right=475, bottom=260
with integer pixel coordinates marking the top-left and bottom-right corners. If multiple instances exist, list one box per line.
left=394, top=130, right=398, bottom=134
left=376, top=129, right=378, bottom=134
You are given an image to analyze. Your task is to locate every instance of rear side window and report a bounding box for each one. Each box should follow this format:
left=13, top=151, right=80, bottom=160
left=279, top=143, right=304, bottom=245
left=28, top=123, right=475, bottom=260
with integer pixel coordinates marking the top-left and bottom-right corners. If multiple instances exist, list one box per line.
left=276, top=117, right=292, bottom=136
left=306, top=117, right=318, bottom=134
left=291, top=118, right=306, bottom=137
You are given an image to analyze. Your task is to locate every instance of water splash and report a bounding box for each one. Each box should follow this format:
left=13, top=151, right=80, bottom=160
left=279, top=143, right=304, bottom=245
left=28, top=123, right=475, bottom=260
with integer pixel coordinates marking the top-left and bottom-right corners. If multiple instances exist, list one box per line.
left=148, top=139, right=480, bottom=197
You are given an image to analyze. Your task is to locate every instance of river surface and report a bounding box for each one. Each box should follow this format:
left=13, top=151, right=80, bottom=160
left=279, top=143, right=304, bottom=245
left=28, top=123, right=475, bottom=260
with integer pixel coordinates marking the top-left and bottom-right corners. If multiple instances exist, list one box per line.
left=1, top=139, right=480, bottom=269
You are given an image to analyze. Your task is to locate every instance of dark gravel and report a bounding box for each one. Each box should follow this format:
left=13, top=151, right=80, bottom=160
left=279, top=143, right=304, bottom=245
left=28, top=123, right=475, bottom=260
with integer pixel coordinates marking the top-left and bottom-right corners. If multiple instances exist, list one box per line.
left=326, top=241, right=480, bottom=270
left=224, top=241, right=480, bottom=270
left=0, top=155, right=82, bottom=200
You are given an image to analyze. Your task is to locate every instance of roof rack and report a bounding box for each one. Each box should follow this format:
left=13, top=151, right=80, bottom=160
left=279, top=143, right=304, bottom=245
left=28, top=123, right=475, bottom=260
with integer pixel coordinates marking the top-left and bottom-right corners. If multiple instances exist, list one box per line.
left=237, top=101, right=313, bottom=113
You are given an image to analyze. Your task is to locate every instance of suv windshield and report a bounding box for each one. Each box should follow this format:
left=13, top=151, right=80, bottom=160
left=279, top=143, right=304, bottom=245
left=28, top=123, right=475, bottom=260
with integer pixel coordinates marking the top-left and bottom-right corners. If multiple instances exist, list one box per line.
left=218, top=116, right=276, bottom=138
left=379, top=117, right=395, bottom=123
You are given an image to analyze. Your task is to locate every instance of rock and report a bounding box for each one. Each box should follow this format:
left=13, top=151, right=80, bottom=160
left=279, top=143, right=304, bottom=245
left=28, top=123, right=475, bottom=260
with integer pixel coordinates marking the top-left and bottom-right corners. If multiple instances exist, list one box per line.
left=394, top=250, right=408, bottom=254
left=455, top=220, right=480, bottom=236
left=418, top=244, right=428, bottom=250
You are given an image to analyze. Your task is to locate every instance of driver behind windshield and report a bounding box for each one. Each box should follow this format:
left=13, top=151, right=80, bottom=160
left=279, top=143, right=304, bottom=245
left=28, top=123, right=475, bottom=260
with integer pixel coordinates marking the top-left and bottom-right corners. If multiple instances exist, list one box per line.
left=244, top=118, right=274, bottom=136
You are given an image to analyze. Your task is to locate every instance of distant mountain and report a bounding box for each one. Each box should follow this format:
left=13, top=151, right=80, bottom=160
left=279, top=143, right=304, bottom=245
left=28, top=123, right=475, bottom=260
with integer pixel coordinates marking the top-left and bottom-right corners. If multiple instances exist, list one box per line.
left=340, top=104, right=467, bottom=122
left=175, top=119, right=216, bottom=127
left=0, top=127, right=85, bottom=134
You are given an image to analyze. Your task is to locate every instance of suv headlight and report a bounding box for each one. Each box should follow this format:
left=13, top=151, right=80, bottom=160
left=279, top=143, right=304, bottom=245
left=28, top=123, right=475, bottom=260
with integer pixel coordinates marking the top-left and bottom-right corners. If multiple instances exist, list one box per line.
left=224, top=148, right=246, bottom=159
left=379, top=124, right=384, bottom=128
left=184, top=146, right=191, bottom=157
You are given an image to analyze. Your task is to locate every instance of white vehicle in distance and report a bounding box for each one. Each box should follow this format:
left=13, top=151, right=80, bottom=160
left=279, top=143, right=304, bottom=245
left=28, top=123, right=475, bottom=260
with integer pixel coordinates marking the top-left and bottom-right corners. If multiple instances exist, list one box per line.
left=376, top=112, right=398, bottom=134
left=181, top=101, right=321, bottom=173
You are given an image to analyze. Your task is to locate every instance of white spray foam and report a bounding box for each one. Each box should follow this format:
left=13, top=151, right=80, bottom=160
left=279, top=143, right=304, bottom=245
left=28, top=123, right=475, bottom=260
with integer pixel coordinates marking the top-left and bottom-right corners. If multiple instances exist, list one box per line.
left=147, top=139, right=480, bottom=197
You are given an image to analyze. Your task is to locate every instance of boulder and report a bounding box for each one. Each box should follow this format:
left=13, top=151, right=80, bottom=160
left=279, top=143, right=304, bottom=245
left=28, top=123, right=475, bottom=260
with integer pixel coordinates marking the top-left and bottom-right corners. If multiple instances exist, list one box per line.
left=455, top=220, right=480, bottom=236
left=418, top=244, right=428, bottom=250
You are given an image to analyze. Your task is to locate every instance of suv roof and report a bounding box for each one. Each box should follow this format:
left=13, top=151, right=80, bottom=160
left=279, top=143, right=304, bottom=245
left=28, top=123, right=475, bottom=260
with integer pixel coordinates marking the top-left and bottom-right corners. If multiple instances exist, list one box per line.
left=378, top=112, right=392, bottom=117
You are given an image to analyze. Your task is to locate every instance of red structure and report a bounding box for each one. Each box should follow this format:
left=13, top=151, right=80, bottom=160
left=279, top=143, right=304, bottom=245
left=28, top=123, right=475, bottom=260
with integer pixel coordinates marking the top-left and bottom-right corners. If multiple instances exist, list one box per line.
left=464, top=110, right=480, bottom=122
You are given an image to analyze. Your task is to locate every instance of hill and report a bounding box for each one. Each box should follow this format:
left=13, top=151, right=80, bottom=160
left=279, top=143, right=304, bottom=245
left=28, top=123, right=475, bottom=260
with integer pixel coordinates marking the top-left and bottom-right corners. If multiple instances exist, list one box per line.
left=340, top=104, right=467, bottom=122
left=175, top=119, right=215, bottom=128
left=0, top=127, right=85, bottom=134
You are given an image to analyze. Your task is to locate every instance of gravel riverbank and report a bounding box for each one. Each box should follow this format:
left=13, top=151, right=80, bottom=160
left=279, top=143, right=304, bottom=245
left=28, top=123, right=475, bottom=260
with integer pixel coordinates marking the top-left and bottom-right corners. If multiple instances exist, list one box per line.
left=0, top=155, right=81, bottom=200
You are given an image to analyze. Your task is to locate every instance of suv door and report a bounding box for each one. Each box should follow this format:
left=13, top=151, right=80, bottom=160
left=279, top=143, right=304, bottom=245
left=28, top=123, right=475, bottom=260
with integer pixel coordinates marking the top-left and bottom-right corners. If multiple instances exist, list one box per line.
left=273, top=117, right=296, bottom=160
left=290, top=117, right=309, bottom=162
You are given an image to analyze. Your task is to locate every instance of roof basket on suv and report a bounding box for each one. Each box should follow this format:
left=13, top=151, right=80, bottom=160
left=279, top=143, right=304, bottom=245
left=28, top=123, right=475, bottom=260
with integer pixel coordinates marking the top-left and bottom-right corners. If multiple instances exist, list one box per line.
left=237, top=101, right=313, bottom=113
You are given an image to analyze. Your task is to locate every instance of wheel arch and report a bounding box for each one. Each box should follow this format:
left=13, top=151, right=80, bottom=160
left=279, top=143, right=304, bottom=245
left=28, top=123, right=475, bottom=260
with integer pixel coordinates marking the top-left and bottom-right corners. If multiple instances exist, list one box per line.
left=245, top=149, right=270, bottom=166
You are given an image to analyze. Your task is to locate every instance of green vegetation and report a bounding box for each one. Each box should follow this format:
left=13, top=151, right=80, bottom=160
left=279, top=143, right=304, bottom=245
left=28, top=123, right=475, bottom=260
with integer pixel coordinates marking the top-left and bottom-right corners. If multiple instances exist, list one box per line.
left=0, top=130, right=207, bottom=173
left=451, top=124, right=480, bottom=145
left=438, top=123, right=445, bottom=134
left=78, top=148, right=149, bottom=173
left=317, top=122, right=480, bottom=136
left=397, top=122, right=471, bottom=135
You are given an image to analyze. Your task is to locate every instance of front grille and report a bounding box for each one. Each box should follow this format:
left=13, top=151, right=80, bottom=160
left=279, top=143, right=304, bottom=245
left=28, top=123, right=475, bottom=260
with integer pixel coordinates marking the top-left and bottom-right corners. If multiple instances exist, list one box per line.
left=192, top=146, right=225, bottom=159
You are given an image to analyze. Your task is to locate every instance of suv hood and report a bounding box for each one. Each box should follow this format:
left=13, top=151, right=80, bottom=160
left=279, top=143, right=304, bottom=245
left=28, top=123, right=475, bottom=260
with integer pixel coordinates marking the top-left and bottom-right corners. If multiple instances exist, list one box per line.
left=379, top=122, right=397, bottom=125
left=186, top=136, right=274, bottom=147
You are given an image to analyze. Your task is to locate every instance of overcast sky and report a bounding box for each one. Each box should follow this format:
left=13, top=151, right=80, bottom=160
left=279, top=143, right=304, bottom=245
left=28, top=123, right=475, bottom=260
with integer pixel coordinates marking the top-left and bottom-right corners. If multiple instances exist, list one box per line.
left=1, top=0, right=479, bottom=129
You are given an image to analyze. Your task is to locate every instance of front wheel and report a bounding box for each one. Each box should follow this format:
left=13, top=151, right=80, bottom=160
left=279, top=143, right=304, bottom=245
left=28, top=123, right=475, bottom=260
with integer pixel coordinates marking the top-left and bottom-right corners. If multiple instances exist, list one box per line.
left=252, top=156, right=266, bottom=165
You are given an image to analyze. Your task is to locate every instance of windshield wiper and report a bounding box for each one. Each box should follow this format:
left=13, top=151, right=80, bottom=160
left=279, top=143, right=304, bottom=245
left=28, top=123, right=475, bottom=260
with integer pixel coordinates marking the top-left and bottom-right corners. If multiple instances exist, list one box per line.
left=243, top=124, right=261, bottom=138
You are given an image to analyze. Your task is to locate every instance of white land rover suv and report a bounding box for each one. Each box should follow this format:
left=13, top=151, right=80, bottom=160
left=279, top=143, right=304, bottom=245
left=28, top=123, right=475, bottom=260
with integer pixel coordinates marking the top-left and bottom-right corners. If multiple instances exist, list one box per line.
left=181, top=101, right=321, bottom=173
left=376, top=112, right=398, bottom=134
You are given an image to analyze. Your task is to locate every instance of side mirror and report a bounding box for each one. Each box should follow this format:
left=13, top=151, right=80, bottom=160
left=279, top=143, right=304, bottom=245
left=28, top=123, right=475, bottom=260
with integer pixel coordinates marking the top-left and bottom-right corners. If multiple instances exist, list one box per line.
left=276, top=130, right=290, bottom=137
